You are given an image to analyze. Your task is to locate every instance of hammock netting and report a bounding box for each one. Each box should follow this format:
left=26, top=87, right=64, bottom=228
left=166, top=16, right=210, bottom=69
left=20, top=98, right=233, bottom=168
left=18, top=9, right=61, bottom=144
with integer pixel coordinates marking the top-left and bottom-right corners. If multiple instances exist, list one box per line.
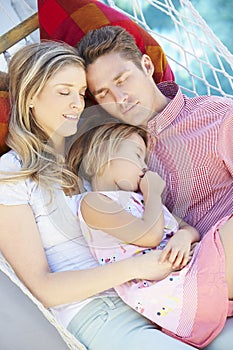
left=104, top=0, right=233, bottom=97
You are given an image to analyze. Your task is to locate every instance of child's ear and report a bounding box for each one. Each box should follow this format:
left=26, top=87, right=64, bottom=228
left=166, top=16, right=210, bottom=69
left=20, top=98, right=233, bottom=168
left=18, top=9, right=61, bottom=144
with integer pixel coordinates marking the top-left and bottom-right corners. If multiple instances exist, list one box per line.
left=141, top=55, right=154, bottom=77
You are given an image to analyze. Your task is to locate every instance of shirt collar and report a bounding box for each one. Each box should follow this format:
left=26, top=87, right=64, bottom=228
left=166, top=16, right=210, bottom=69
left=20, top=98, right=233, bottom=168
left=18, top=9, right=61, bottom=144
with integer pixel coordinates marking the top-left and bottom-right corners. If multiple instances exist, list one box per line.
left=147, top=81, right=184, bottom=134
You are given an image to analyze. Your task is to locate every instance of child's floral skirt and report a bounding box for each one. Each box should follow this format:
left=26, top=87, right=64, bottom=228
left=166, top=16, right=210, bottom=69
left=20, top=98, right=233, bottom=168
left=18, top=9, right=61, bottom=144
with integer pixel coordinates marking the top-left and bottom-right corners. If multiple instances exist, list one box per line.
left=115, top=215, right=233, bottom=348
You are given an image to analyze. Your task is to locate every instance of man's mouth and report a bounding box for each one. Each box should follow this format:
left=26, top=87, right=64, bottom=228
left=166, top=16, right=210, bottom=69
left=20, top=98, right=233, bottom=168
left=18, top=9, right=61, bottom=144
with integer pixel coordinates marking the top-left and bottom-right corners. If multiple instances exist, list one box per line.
left=122, top=102, right=139, bottom=115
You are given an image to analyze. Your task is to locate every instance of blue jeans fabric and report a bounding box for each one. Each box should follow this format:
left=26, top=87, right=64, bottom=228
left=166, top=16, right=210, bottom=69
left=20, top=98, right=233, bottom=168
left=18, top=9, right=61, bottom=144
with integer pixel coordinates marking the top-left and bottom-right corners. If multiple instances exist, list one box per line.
left=67, top=296, right=195, bottom=350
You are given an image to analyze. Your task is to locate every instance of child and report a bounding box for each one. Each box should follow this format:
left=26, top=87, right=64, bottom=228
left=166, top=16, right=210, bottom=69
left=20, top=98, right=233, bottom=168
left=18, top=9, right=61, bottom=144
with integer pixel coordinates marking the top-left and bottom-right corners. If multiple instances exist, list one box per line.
left=67, top=122, right=201, bottom=335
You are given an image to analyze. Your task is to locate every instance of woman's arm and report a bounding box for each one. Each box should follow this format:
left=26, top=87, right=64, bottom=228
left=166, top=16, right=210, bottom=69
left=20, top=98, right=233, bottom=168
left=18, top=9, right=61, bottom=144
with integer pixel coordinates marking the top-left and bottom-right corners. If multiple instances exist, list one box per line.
left=81, top=171, right=165, bottom=247
left=0, top=204, right=173, bottom=308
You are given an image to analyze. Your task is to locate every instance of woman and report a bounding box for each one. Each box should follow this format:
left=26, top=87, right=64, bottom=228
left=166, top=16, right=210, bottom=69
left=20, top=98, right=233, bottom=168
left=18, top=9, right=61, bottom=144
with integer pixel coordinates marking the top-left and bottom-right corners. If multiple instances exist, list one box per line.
left=0, top=41, right=196, bottom=350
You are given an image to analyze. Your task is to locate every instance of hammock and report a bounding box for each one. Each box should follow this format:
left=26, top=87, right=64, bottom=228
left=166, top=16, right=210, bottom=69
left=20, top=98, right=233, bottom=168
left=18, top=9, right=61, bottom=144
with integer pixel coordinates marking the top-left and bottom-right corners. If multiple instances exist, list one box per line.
left=0, top=1, right=232, bottom=349
left=1, top=0, right=232, bottom=97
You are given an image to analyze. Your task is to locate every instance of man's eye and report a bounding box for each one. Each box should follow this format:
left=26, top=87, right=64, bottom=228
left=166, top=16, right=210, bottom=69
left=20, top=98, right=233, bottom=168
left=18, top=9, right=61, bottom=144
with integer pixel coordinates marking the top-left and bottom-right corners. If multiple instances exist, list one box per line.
left=98, top=91, right=108, bottom=99
left=117, top=76, right=128, bottom=85
left=117, top=80, right=124, bottom=85
left=60, top=91, right=69, bottom=95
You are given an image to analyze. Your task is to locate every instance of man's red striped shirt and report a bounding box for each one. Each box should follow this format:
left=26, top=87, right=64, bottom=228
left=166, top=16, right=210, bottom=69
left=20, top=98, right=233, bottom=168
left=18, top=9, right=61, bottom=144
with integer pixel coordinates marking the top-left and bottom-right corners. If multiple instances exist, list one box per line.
left=147, top=82, right=233, bottom=236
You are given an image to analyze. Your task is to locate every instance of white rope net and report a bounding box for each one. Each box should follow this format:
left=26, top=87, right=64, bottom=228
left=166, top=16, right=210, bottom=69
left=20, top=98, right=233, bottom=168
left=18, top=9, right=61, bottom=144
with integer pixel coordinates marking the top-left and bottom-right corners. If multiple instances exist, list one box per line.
left=104, top=0, right=233, bottom=98
left=0, top=0, right=232, bottom=349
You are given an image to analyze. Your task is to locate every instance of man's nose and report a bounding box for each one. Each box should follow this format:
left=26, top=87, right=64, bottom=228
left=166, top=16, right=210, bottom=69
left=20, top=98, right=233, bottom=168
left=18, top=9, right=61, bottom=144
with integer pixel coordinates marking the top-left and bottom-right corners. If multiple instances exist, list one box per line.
left=112, top=87, right=128, bottom=104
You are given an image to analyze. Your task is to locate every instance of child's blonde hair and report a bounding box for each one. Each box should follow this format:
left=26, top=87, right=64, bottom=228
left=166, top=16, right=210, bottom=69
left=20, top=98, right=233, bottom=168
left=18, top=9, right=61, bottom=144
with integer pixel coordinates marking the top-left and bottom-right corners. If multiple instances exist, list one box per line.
left=67, top=122, right=148, bottom=190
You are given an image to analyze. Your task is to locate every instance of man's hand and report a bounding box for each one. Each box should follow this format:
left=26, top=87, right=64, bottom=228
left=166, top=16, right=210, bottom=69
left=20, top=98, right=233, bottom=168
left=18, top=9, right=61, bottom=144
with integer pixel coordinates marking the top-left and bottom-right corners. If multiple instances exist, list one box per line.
left=158, top=229, right=196, bottom=269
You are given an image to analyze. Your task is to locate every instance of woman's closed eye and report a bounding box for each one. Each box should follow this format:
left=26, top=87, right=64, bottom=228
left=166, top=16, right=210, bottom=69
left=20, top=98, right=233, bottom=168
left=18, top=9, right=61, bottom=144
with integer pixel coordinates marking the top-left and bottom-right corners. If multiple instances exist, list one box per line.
left=59, top=90, right=70, bottom=96
left=59, top=90, right=86, bottom=99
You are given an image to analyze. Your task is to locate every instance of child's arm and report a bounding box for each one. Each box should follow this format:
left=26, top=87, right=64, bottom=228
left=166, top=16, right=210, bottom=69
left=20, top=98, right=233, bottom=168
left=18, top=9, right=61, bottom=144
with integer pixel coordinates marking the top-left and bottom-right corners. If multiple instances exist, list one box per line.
left=159, top=217, right=200, bottom=269
left=81, top=171, right=165, bottom=247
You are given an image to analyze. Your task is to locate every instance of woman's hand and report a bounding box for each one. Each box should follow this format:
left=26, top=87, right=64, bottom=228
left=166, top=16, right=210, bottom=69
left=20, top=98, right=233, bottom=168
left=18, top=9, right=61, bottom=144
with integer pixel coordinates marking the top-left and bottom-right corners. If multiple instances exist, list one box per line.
left=132, top=249, right=173, bottom=281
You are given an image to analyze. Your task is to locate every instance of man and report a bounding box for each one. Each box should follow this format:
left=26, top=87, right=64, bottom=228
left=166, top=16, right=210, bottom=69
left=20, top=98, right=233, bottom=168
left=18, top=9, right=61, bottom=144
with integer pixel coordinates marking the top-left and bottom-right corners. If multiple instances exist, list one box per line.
left=77, top=25, right=233, bottom=237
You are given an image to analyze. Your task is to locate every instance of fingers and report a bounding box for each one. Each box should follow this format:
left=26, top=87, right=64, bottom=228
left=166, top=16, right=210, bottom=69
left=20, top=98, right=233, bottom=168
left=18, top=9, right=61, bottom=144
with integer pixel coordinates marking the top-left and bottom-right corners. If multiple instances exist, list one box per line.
left=175, top=253, right=190, bottom=269
left=159, top=248, right=190, bottom=269
left=159, top=245, right=180, bottom=265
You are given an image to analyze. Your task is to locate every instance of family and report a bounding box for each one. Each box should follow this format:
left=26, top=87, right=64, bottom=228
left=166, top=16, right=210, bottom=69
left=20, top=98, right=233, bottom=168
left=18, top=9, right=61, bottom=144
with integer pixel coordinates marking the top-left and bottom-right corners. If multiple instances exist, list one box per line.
left=0, top=23, right=232, bottom=350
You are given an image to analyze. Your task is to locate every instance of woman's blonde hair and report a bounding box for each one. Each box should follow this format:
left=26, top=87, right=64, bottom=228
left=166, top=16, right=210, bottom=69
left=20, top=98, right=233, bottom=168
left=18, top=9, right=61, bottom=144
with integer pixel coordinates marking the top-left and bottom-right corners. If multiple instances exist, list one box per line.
left=5, top=40, right=84, bottom=189
left=67, top=122, right=148, bottom=191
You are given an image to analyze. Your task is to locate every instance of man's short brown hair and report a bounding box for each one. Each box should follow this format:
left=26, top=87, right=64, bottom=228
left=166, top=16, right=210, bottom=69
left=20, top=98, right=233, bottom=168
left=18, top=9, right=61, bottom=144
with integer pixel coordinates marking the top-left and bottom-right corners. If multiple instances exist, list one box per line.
left=76, top=25, right=143, bottom=70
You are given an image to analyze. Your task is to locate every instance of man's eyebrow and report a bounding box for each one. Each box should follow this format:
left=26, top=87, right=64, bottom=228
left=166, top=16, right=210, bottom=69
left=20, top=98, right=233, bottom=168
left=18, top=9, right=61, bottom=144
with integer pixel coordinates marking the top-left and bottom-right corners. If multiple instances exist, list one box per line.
left=113, top=69, right=130, bottom=82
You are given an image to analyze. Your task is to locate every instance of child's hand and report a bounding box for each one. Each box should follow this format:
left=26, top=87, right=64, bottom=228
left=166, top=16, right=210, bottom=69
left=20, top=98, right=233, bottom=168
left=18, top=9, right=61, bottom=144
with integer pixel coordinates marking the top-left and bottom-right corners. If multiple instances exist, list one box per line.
left=139, top=171, right=165, bottom=200
left=159, top=230, right=193, bottom=269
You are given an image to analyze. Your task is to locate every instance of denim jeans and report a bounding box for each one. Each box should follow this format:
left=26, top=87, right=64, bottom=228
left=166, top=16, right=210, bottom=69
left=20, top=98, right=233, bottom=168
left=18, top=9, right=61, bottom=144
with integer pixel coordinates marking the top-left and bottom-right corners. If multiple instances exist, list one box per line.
left=67, top=296, right=195, bottom=350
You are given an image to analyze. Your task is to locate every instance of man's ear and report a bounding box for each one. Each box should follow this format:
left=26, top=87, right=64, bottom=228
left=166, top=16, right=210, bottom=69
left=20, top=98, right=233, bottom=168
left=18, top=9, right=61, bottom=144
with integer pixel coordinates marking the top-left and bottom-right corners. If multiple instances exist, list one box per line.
left=141, top=55, right=154, bottom=77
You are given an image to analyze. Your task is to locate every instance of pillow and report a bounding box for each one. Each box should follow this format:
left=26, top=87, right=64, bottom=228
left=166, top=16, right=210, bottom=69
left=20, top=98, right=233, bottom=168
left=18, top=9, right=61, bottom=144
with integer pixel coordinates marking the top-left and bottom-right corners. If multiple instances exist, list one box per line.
left=38, top=0, right=174, bottom=83
left=0, top=90, right=10, bottom=156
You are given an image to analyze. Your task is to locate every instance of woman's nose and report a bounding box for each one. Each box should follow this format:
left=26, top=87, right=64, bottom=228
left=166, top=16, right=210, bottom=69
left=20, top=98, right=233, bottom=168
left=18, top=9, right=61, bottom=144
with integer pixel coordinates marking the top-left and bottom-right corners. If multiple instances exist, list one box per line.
left=70, top=95, right=84, bottom=111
